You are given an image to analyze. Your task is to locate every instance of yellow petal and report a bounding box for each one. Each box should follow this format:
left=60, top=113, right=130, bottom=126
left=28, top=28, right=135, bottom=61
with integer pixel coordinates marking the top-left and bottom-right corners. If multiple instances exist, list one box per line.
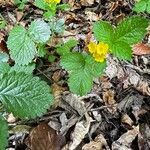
left=93, top=53, right=105, bottom=62
left=87, top=42, right=97, bottom=54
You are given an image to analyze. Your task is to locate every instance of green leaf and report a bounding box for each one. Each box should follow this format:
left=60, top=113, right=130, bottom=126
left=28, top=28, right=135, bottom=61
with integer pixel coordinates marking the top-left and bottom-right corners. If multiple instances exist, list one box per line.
left=85, top=55, right=106, bottom=77
left=7, top=25, right=36, bottom=65
left=61, top=52, right=106, bottom=96
left=0, top=62, right=11, bottom=74
left=0, top=72, right=53, bottom=119
left=110, top=41, right=132, bottom=60
left=0, top=53, right=9, bottom=63
left=35, top=0, right=47, bottom=10
left=68, top=69, right=93, bottom=96
left=56, top=39, right=78, bottom=55
left=147, top=2, right=150, bottom=13
left=28, top=19, right=51, bottom=43
left=0, top=116, right=8, bottom=150
left=133, top=0, right=148, bottom=13
left=93, top=21, right=114, bottom=43
left=60, top=52, right=85, bottom=71
left=114, top=16, right=149, bottom=45
left=49, top=18, right=65, bottom=34
left=57, top=4, right=70, bottom=10
left=133, top=0, right=150, bottom=14
left=10, top=63, right=35, bottom=74
left=37, top=44, right=47, bottom=57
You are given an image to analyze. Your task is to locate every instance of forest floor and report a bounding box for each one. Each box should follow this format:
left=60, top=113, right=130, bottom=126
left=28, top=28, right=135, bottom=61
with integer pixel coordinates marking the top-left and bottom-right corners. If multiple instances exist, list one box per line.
left=0, top=0, right=150, bottom=150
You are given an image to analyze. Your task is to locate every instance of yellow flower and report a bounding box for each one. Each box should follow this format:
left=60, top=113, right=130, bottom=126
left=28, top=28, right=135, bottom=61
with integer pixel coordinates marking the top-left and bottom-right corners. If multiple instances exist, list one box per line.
left=87, top=41, right=109, bottom=62
left=45, top=0, right=61, bottom=4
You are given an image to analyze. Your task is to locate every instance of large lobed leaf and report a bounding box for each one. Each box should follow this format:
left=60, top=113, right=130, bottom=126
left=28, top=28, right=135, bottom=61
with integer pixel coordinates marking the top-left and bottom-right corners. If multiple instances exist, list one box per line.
left=7, top=25, right=36, bottom=65
left=0, top=72, right=53, bottom=119
left=7, top=19, right=51, bottom=65
left=61, top=53, right=106, bottom=96
left=0, top=116, right=8, bottom=150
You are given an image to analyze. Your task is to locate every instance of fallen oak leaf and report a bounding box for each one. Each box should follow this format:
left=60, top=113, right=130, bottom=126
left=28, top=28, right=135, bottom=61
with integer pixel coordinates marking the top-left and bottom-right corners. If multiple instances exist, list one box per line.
left=132, top=43, right=150, bottom=55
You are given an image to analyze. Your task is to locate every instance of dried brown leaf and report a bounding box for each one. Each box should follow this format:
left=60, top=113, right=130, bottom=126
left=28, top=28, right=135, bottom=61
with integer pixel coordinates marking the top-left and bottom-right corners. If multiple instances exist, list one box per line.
left=27, top=123, right=65, bottom=150
left=82, top=134, right=109, bottom=150
left=69, top=116, right=92, bottom=150
left=112, top=126, right=139, bottom=150
left=132, top=43, right=150, bottom=55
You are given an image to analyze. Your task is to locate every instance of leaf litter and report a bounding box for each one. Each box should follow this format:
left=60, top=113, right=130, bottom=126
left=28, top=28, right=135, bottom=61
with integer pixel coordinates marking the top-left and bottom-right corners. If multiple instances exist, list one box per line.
left=1, top=0, right=150, bottom=149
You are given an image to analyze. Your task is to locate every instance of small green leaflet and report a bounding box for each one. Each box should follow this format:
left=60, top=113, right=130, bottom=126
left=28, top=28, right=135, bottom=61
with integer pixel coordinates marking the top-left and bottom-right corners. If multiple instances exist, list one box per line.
left=93, top=16, right=149, bottom=61
left=0, top=72, right=53, bottom=119
left=133, top=0, right=150, bottom=14
left=7, top=19, right=51, bottom=65
left=49, top=18, right=65, bottom=34
left=28, top=19, right=51, bottom=43
left=114, top=16, right=149, bottom=45
left=0, top=116, right=8, bottom=150
left=61, top=53, right=106, bottom=96
left=61, top=52, right=85, bottom=71
left=68, top=70, right=93, bottom=96
left=93, top=21, right=114, bottom=44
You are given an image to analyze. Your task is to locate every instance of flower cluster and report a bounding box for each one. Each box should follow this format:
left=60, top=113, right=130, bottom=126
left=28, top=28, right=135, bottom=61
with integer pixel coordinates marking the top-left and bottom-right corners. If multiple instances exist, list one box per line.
left=45, top=0, right=61, bottom=4
left=87, top=41, right=109, bottom=62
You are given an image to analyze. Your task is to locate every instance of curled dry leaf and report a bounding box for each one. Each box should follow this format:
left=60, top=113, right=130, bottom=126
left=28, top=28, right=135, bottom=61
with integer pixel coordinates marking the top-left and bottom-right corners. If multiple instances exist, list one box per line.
left=82, top=134, right=109, bottom=150
left=103, top=89, right=117, bottom=113
left=63, top=93, right=87, bottom=116
left=112, top=126, right=139, bottom=150
left=27, top=123, right=65, bottom=150
left=132, top=43, right=150, bottom=56
left=121, top=114, right=133, bottom=127
left=69, top=116, right=92, bottom=150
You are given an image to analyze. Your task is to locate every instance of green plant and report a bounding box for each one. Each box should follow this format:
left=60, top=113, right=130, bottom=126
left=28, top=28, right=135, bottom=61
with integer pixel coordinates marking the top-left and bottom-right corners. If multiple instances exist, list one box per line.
left=14, top=0, right=28, bottom=10
left=133, top=0, right=150, bottom=13
left=0, top=19, right=54, bottom=149
left=0, top=70, right=53, bottom=149
left=0, top=14, right=6, bottom=29
left=60, top=16, right=149, bottom=96
left=7, top=19, right=51, bottom=65
left=35, top=0, right=70, bottom=19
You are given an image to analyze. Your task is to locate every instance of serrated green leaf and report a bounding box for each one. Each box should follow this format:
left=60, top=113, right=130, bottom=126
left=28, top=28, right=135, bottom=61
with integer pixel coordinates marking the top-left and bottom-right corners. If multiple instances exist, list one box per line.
left=68, top=69, right=93, bottom=96
left=61, top=52, right=106, bottom=95
left=56, top=39, right=78, bottom=55
left=110, top=41, right=132, bottom=60
left=93, top=21, right=114, bottom=43
left=0, top=72, right=53, bottom=119
left=114, top=16, right=149, bottom=45
left=0, top=115, right=8, bottom=150
left=61, top=52, right=85, bottom=71
left=10, top=63, right=35, bottom=74
left=0, top=62, right=11, bottom=74
left=28, top=19, right=51, bottom=43
left=7, top=25, right=36, bottom=65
